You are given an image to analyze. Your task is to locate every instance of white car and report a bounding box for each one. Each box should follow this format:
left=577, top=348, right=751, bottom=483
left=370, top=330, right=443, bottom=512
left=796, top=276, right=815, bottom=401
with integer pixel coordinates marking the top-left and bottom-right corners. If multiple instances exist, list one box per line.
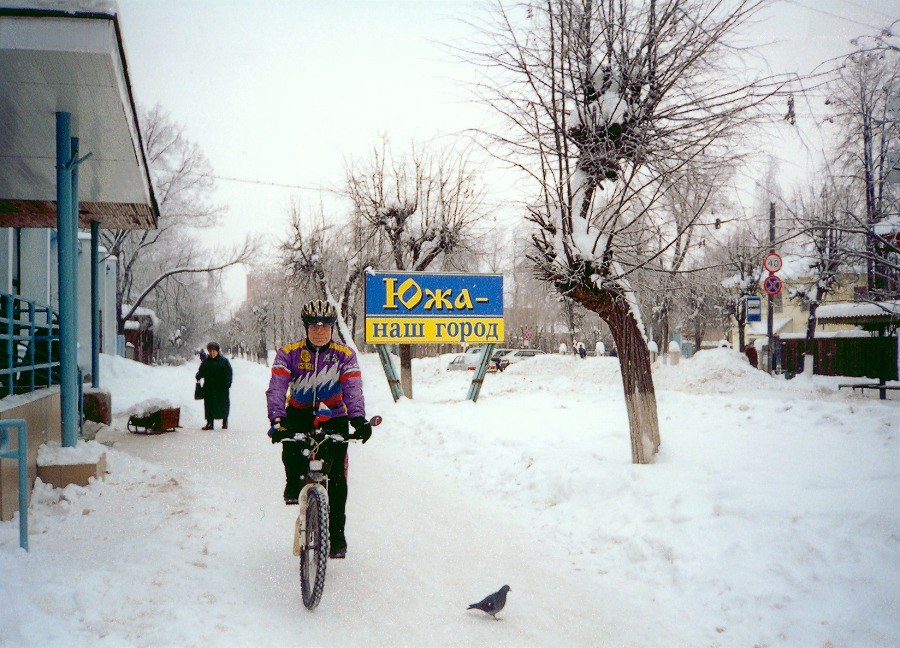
left=446, top=353, right=498, bottom=372
left=501, top=349, right=545, bottom=365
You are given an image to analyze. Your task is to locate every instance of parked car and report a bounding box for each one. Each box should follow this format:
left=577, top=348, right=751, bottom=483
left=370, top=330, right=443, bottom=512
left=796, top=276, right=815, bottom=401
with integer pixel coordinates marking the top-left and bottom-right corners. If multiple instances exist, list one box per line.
left=446, top=353, right=498, bottom=372
left=502, top=349, right=545, bottom=365
left=490, top=348, right=517, bottom=371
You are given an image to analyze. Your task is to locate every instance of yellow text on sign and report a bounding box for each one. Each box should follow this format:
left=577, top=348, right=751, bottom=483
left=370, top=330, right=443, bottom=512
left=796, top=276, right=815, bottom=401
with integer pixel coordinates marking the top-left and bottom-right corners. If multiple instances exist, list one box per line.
left=365, top=317, right=504, bottom=344
left=382, top=278, right=489, bottom=312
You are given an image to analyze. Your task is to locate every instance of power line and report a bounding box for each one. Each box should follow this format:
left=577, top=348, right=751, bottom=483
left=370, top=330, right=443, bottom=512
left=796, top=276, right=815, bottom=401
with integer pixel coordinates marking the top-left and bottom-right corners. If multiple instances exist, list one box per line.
left=198, top=173, right=336, bottom=193
left=838, top=0, right=898, bottom=22
left=783, top=0, right=892, bottom=33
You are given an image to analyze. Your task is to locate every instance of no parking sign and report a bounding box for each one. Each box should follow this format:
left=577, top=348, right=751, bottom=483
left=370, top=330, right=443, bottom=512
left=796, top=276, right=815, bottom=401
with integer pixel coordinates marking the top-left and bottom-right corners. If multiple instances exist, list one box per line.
left=763, top=274, right=783, bottom=296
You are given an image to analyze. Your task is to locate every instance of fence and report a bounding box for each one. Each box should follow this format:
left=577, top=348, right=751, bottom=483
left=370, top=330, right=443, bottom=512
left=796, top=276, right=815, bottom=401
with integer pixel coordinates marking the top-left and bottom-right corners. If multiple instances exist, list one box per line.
left=0, top=292, right=61, bottom=397
left=780, top=336, right=898, bottom=381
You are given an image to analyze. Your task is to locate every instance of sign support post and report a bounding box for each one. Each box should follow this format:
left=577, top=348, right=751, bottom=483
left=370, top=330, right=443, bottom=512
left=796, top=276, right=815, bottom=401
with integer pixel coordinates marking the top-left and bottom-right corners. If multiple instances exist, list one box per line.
left=375, top=344, right=404, bottom=402
left=466, top=344, right=495, bottom=403
left=767, top=204, right=776, bottom=374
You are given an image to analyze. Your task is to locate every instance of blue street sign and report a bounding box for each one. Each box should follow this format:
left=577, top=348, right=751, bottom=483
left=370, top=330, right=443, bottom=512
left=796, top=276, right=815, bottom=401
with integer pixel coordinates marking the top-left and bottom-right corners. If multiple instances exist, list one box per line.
left=746, top=296, right=762, bottom=322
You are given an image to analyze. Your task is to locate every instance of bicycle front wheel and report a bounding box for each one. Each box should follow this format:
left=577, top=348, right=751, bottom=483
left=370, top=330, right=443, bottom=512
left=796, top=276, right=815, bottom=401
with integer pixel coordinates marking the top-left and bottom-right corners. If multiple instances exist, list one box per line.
left=300, top=486, right=330, bottom=610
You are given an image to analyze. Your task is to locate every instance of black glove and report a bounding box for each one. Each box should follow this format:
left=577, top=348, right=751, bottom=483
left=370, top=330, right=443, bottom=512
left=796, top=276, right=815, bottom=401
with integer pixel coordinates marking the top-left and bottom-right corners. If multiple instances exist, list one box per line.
left=268, top=420, right=291, bottom=444
left=349, top=416, right=373, bottom=444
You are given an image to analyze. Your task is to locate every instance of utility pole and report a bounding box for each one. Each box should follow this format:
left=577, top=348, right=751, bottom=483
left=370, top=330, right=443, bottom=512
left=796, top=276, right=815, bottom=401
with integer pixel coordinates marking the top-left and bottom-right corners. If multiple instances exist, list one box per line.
left=767, top=202, right=775, bottom=374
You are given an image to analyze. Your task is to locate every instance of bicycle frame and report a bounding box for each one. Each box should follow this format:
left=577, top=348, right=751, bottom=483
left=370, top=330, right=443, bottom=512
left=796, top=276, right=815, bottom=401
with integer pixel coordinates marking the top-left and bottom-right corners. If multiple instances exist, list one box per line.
left=278, top=415, right=381, bottom=609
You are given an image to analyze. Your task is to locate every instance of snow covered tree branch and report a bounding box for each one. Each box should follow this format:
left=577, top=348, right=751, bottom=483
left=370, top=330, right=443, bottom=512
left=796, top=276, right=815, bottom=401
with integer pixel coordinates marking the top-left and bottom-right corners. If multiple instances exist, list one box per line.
left=466, top=0, right=788, bottom=463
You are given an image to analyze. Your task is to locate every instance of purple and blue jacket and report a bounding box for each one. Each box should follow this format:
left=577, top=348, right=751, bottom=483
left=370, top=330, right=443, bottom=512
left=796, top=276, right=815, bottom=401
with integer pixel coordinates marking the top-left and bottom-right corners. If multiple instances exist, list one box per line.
left=266, top=339, right=365, bottom=423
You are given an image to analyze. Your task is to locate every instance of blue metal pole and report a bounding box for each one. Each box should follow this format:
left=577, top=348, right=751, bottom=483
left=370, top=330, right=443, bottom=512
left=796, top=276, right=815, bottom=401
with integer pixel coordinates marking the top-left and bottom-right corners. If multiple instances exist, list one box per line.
left=71, top=137, right=83, bottom=437
left=0, top=419, right=28, bottom=551
left=56, top=113, right=77, bottom=448
left=17, top=421, right=27, bottom=551
left=91, top=220, right=99, bottom=387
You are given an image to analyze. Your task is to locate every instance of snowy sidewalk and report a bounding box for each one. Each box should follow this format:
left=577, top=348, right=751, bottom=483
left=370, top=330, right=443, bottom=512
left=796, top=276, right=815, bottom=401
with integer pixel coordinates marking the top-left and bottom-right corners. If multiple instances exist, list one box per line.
left=1, top=351, right=898, bottom=647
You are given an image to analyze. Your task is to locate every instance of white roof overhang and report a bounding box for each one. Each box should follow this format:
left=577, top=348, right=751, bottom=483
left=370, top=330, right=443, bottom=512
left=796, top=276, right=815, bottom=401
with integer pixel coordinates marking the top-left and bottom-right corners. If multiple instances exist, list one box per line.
left=0, top=7, right=158, bottom=229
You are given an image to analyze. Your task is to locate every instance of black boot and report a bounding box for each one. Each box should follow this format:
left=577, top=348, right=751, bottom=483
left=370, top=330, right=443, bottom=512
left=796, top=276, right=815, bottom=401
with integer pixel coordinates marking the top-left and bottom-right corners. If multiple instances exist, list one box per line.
left=222, top=419, right=228, bottom=429
left=202, top=421, right=213, bottom=430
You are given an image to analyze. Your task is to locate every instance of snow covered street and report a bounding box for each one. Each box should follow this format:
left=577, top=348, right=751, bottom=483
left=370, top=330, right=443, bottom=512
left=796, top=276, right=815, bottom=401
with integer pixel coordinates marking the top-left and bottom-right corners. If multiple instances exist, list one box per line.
left=1, top=351, right=897, bottom=647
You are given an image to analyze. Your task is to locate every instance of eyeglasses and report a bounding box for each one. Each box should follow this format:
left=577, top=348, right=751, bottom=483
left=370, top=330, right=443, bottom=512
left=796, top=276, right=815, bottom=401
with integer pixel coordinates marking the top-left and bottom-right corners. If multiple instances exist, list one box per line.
left=305, top=316, right=336, bottom=327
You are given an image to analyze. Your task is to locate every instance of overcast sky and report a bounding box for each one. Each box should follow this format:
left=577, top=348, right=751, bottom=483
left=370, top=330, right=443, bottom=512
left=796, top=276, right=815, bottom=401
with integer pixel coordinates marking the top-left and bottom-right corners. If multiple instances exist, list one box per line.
left=114, top=0, right=899, bottom=307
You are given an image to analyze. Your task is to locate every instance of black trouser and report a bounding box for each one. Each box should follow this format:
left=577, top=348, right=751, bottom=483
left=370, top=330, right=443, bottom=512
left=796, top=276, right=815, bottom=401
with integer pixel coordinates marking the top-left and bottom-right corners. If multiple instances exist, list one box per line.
left=282, top=408, right=350, bottom=551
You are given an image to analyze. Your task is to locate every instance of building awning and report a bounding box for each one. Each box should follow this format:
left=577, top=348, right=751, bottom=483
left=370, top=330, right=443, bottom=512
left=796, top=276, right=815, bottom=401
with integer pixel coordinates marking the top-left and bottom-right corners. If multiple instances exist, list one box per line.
left=0, top=6, right=158, bottom=229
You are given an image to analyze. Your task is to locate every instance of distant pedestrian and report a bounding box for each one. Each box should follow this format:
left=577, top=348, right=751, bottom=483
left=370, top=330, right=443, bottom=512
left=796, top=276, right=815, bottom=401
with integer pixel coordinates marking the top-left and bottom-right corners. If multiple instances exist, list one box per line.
left=744, top=345, right=759, bottom=369
left=196, top=342, right=232, bottom=430
left=577, top=342, right=587, bottom=359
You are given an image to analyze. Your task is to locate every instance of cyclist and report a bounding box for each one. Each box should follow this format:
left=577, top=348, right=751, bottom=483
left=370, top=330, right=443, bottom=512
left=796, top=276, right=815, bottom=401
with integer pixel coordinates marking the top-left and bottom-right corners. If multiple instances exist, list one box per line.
left=265, top=299, right=372, bottom=559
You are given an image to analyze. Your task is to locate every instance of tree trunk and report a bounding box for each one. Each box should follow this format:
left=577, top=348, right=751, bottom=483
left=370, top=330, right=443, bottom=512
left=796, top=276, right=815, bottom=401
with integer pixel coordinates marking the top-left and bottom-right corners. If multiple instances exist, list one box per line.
left=804, top=301, right=819, bottom=357
left=399, top=343, right=413, bottom=399
left=570, top=285, right=660, bottom=464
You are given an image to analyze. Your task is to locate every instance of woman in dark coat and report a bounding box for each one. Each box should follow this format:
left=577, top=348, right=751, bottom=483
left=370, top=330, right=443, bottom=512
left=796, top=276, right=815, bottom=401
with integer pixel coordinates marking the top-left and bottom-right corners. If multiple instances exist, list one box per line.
left=196, top=342, right=233, bottom=430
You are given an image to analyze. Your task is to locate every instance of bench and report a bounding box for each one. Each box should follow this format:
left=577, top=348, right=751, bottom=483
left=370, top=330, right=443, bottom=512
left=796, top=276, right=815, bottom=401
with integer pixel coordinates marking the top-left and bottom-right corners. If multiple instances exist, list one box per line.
left=838, top=383, right=900, bottom=399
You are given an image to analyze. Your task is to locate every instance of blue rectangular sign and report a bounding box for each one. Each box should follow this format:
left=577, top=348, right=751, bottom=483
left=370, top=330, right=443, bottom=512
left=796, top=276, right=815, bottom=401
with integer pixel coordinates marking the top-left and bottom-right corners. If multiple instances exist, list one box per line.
left=746, top=296, right=762, bottom=323
left=364, top=271, right=504, bottom=344
left=365, top=272, right=503, bottom=317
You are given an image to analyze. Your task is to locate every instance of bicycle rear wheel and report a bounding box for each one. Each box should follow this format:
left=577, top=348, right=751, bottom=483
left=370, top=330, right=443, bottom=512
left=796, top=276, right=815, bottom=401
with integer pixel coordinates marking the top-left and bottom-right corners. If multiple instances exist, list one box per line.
left=300, top=486, right=330, bottom=610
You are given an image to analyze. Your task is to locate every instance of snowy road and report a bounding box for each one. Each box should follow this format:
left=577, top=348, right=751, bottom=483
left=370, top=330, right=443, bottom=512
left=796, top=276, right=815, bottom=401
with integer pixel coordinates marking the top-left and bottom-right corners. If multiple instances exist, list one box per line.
left=2, top=350, right=898, bottom=647
left=105, top=361, right=631, bottom=646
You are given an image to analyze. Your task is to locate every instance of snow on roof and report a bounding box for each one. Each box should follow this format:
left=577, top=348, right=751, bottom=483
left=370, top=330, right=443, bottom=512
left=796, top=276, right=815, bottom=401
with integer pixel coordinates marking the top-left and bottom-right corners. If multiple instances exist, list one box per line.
left=747, top=315, right=792, bottom=336
left=0, top=1, right=117, bottom=13
left=873, top=216, right=900, bottom=239
left=122, top=304, right=160, bottom=329
left=815, top=300, right=900, bottom=322
left=780, top=329, right=872, bottom=340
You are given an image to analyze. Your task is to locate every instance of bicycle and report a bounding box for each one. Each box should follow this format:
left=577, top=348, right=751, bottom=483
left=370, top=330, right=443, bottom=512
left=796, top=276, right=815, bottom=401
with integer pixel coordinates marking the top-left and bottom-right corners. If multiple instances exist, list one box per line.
left=275, top=414, right=381, bottom=610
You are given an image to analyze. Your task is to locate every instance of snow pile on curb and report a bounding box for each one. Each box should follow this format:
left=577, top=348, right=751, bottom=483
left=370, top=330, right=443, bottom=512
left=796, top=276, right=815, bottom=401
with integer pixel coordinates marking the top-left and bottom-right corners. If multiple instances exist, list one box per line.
left=36, top=439, right=106, bottom=466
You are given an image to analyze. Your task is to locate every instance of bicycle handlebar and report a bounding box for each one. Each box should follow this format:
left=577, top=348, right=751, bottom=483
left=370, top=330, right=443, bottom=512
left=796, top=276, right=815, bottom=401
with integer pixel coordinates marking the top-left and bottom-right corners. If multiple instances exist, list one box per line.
left=273, top=415, right=381, bottom=444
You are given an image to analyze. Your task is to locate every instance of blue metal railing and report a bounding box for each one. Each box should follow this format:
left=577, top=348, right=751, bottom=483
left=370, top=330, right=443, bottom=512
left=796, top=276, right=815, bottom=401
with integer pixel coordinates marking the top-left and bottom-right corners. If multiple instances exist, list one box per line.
left=0, top=292, right=61, bottom=398
left=0, top=419, right=28, bottom=550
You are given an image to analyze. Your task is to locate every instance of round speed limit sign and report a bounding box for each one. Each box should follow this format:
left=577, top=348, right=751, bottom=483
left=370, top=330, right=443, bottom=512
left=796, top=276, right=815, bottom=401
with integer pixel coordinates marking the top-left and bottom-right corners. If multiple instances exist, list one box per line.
left=763, top=252, right=783, bottom=274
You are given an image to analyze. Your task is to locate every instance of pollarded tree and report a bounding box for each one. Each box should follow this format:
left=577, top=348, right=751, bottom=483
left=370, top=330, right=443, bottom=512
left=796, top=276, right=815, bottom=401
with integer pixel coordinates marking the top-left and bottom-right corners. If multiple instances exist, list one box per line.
left=344, top=136, right=488, bottom=398
left=468, top=0, right=785, bottom=462
left=279, top=203, right=377, bottom=351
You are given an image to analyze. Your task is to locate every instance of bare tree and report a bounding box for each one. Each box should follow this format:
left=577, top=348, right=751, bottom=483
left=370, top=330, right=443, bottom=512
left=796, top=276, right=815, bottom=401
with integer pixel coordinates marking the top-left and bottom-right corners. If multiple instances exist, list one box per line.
left=828, top=46, right=900, bottom=300
left=466, top=0, right=785, bottom=462
left=345, top=136, right=488, bottom=397
left=639, top=166, right=725, bottom=353
left=785, top=177, right=859, bottom=354
left=102, top=104, right=256, bottom=333
left=681, top=263, right=729, bottom=351
left=279, top=203, right=376, bottom=351
left=710, top=222, right=767, bottom=352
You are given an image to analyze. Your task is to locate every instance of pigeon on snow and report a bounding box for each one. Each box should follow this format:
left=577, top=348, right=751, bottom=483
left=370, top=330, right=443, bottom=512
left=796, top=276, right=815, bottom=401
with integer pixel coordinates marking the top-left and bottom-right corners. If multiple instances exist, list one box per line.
left=467, top=585, right=511, bottom=620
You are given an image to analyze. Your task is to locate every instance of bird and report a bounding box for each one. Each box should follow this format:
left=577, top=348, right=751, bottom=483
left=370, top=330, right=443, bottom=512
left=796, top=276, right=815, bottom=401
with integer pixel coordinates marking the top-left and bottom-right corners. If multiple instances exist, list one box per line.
left=467, top=585, right=511, bottom=620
